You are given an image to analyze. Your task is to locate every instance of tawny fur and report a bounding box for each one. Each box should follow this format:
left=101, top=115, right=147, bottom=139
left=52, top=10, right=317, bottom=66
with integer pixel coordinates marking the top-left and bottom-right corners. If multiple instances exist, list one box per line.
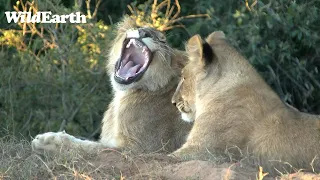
left=31, top=16, right=191, bottom=154
left=171, top=31, right=320, bottom=175
left=100, top=16, right=192, bottom=154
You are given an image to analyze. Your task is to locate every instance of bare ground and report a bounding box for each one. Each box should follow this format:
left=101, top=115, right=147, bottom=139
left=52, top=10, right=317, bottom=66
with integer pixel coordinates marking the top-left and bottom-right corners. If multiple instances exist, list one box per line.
left=1, top=137, right=320, bottom=180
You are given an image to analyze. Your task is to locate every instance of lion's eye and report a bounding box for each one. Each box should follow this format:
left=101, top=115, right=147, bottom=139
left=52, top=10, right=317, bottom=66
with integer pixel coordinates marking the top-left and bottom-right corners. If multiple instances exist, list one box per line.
left=156, top=32, right=166, bottom=42
left=159, top=34, right=166, bottom=41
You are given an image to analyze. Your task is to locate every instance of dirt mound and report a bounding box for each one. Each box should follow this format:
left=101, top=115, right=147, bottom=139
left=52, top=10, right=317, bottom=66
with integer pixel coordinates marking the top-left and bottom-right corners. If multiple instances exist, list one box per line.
left=76, top=150, right=262, bottom=179
left=1, top=139, right=320, bottom=180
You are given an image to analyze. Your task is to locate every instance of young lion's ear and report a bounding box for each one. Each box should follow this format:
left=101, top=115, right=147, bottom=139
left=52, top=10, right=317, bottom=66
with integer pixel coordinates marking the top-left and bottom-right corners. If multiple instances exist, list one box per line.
left=186, top=34, right=203, bottom=60
left=187, top=35, right=214, bottom=67
left=206, top=31, right=226, bottom=44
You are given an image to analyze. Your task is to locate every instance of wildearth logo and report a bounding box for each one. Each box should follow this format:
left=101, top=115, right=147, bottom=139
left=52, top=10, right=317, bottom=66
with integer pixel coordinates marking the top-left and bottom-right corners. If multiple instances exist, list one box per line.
left=5, top=11, right=87, bottom=23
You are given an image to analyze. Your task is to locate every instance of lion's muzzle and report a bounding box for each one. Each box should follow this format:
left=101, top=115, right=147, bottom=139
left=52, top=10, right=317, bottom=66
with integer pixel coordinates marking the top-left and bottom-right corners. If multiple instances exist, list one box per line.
left=114, top=29, right=154, bottom=85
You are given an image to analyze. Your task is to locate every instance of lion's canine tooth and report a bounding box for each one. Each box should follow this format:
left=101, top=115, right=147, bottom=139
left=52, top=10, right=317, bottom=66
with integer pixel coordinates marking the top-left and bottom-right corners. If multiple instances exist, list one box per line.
left=142, top=47, right=147, bottom=53
left=126, top=39, right=134, bottom=48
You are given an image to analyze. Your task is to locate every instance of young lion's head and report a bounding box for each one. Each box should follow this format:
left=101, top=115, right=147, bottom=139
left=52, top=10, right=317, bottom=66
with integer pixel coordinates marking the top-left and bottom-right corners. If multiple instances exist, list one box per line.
left=107, top=16, right=183, bottom=92
left=172, top=31, right=226, bottom=122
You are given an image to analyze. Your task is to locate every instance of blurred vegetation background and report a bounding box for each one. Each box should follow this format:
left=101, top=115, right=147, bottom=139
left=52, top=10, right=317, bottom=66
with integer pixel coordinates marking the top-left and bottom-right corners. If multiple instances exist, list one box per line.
left=0, top=0, right=319, bottom=140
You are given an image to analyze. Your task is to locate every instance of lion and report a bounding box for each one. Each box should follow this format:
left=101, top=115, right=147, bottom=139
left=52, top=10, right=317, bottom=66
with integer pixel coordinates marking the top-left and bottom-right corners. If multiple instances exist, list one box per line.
left=171, top=31, right=320, bottom=175
left=31, top=16, right=192, bottom=154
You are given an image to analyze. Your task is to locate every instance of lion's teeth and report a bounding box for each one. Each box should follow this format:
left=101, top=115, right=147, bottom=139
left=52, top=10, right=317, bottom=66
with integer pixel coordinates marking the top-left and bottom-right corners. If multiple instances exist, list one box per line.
left=126, top=39, right=145, bottom=49
left=136, top=42, right=142, bottom=48
left=133, top=40, right=141, bottom=48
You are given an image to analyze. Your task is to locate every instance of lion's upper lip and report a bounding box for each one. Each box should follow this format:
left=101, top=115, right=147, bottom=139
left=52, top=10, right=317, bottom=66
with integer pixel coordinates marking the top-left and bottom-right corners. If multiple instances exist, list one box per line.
left=114, top=38, right=152, bottom=84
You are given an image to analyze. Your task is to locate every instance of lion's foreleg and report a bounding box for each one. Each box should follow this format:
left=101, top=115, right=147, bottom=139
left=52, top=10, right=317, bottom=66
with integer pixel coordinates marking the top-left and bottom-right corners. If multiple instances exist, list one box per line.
left=31, top=131, right=105, bottom=154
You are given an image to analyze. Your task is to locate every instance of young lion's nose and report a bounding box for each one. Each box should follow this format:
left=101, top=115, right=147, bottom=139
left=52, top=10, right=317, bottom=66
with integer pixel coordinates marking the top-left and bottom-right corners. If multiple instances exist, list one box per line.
left=172, top=100, right=177, bottom=107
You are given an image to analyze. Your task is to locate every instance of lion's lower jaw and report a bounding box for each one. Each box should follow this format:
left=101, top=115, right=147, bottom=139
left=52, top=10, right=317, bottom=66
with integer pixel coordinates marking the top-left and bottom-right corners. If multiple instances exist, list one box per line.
left=110, top=77, right=136, bottom=91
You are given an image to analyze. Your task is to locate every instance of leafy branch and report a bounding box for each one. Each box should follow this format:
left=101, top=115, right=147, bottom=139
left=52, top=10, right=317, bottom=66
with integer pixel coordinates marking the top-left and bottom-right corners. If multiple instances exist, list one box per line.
left=128, top=0, right=210, bottom=31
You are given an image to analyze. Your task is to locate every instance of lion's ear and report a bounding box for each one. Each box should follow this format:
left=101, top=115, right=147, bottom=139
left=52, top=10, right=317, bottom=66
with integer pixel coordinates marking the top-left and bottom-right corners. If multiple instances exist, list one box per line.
left=187, top=35, right=214, bottom=67
left=117, top=16, right=137, bottom=32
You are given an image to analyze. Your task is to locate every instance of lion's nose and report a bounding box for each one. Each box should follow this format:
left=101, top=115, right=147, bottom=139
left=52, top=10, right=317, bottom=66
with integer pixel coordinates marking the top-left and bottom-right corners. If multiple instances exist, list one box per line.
left=126, top=29, right=140, bottom=39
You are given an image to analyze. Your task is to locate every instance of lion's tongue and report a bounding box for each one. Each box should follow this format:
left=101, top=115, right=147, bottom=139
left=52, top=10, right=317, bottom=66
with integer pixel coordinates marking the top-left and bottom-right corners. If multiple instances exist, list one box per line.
left=119, top=61, right=141, bottom=80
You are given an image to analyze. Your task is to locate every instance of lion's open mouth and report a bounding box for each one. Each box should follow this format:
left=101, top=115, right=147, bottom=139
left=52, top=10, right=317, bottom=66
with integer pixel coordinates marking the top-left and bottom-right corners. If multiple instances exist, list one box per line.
left=114, top=38, right=152, bottom=84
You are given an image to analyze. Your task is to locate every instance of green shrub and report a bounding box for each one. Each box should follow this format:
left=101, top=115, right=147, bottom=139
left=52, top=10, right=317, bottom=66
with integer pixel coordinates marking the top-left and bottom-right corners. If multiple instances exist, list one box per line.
left=169, top=0, right=320, bottom=113
left=0, top=0, right=114, bottom=138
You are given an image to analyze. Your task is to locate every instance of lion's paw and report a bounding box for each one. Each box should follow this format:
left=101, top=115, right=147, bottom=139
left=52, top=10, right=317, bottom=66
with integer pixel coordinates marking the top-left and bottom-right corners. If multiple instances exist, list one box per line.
left=169, top=151, right=185, bottom=158
left=169, top=146, right=200, bottom=160
left=32, top=131, right=77, bottom=153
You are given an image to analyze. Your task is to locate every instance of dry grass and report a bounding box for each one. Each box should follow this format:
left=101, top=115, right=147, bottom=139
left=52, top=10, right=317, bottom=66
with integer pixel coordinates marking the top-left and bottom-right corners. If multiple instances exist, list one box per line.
left=0, top=135, right=181, bottom=180
left=0, top=136, right=49, bottom=179
left=0, top=136, right=122, bottom=179
left=1, top=135, right=320, bottom=180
